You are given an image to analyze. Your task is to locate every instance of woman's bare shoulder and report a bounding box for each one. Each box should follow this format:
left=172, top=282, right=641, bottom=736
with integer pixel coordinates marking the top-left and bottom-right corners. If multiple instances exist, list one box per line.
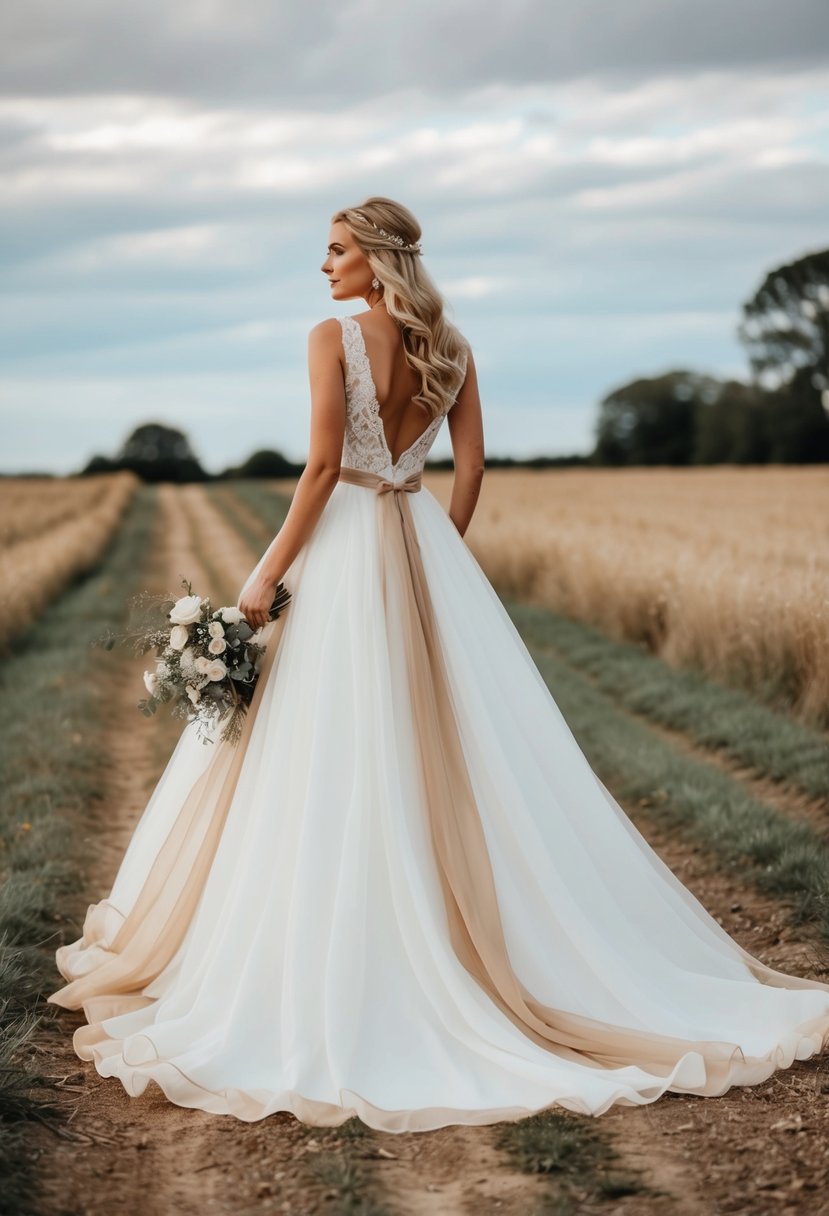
left=308, top=316, right=343, bottom=340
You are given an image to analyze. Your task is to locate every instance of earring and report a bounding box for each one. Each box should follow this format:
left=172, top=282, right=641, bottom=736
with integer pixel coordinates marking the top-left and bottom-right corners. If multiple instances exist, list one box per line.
left=371, top=277, right=380, bottom=289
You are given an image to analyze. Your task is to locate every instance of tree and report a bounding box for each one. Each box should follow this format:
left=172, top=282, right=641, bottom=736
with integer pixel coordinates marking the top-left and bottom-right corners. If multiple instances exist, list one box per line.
left=222, top=448, right=300, bottom=479
left=593, top=370, right=720, bottom=466
left=692, top=379, right=773, bottom=464
left=80, top=454, right=118, bottom=475
left=738, top=248, right=829, bottom=390
left=738, top=248, right=829, bottom=461
left=114, top=422, right=208, bottom=482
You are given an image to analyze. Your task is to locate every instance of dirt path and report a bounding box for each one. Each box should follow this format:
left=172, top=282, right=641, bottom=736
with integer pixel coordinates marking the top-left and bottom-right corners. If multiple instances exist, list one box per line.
left=30, top=482, right=829, bottom=1216
left=595, top=805, right=829, bottom=1215
left=177, top=483, right=262, bottom=597
left=31, top=485, right=241, bottom=1215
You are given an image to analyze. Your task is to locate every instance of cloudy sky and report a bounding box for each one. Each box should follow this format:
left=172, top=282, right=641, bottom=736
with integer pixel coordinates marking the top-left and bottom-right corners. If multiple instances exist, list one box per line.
left=2, top=0, right=828, bottom=475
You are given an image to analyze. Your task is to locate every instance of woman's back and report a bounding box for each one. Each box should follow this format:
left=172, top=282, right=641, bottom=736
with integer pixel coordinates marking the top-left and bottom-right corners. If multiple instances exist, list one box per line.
left=351, top=310, right=428, bottom=467
left=337, top=314, right=464, bottom=481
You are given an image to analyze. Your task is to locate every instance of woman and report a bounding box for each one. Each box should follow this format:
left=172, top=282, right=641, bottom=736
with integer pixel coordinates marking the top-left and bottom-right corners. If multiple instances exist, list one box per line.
left=49, top=196, right=829, bottom=1133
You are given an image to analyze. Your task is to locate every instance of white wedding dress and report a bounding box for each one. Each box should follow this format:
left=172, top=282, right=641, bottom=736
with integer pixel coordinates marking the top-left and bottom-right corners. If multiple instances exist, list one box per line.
left=49, top=314, right=829, bottom=1133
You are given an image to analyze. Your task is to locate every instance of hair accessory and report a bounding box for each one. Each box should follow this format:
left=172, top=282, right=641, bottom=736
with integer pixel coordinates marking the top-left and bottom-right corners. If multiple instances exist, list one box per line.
left=350, top=210, right=422, bottom=254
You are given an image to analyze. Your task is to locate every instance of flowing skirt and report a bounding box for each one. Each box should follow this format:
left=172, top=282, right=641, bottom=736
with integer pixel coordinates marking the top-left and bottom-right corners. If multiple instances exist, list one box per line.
left=48, top=477, right=829, bottom=1132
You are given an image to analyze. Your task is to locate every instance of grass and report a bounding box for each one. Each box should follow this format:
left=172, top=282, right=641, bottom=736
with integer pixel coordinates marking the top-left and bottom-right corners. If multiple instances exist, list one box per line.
left=204, top=481, right=273, bottom=555
left=293, top=1117, right=391, bottom=1215
left=306, top=1151, right=391, bottom=1216
left=506, top=600, right=829, bottom=802
left=524, top=641, right=829, bottom=949
left=0, top=484, right=159, bottom=1206
left=494, top=1108, right=650, bottom=1210
left=217, top=479, right=293, bottom=548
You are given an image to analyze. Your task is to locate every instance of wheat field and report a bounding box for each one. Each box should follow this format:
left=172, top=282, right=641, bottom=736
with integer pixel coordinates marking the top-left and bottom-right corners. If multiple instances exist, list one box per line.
left=420, top=466, right=829, bottom=726
left=0, top=471, right=140, bottom=651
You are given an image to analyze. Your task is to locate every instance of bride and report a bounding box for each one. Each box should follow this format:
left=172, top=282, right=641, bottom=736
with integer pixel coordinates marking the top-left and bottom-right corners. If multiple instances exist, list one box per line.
left=48, top=195, right=829, bottom=1133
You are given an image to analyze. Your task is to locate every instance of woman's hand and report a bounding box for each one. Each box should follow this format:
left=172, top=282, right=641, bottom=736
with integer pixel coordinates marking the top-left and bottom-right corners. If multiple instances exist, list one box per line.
left=237, top=572, right=279, bottom=633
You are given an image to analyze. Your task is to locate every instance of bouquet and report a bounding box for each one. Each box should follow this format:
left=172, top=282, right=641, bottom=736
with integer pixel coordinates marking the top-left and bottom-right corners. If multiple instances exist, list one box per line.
left=96, top=576, right=292, bottom=746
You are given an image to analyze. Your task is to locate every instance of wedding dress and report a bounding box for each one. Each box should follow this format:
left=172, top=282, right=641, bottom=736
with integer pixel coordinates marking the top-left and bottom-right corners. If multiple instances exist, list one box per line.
left=49, top=314, right=829, bottom=1133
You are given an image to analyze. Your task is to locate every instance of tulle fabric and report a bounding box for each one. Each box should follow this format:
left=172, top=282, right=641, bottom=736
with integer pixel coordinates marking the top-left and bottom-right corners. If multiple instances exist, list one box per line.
left=49, top=475, right=829, bottom=1132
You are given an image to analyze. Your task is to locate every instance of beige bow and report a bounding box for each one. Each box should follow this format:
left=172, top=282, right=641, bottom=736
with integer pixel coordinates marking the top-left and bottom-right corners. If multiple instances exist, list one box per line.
left=338, top=465, right=422, bottom=495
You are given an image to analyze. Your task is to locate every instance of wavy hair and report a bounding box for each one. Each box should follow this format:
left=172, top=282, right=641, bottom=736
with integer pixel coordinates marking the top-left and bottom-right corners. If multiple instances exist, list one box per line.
left=332, top=196, right=470, bottom=421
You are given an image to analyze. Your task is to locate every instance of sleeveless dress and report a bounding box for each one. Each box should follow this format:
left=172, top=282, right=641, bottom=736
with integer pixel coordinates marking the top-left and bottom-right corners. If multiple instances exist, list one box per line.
left=48, top=314, right=829, bottom=1133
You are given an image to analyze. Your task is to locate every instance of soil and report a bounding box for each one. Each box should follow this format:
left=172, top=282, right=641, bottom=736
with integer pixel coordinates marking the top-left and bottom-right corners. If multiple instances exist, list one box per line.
left=25, top=483, right=829, bottom=1216
left=596, top=812, right=829, bottom=1216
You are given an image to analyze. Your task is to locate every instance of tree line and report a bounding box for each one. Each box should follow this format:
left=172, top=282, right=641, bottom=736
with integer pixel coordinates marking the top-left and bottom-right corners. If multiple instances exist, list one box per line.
left=594, top=247, right=829, bottom=466
left=72, top=245, right=828, bottom=481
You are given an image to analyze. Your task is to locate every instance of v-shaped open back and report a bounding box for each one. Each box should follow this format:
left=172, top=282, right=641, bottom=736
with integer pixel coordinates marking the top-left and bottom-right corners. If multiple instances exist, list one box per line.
left=345, top=315, right=440, bottom=469
left=336, top=314, right=469, bottom=481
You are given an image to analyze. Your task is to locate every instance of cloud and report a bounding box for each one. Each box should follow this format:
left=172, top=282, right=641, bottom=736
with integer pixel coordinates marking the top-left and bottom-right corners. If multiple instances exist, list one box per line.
left=2, top=0, right=828, bottom=103
left=1, top=3, right=828, bottom=472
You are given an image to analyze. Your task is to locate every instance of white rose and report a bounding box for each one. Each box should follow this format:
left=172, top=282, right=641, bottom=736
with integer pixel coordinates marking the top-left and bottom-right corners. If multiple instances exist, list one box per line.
left=185, top=684, right=201, bottom=704
left=208, top=636, right=227, bottom=655
left=143, top=670, right=158, bottom=695
left=218, top=606, right=244, bottom=624
left=208, top=621, right=225, bottom=638
left=169, top=594, right=202, bottom=625
left=169, top=623, right=189, bottom=650
left=206, top=659, right=227, bottom=682
left=194, top=655, right=213, bottom=674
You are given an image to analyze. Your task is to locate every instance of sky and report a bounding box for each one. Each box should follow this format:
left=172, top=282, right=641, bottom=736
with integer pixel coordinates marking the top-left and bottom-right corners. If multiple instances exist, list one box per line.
left=2, top=0, right=828, bottom=475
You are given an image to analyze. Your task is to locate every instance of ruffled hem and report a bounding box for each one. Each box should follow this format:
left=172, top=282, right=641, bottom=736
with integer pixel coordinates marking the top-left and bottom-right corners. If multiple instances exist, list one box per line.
left=62, top=991, right=829, bottom=1133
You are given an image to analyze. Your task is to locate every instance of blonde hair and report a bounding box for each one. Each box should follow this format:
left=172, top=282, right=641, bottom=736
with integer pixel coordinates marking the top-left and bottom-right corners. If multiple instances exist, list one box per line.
left=332, top=196, right=469, bottom=421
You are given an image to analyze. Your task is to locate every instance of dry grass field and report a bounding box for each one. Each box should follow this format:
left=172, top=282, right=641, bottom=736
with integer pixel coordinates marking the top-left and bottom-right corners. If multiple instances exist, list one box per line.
left=0, top=471, right=140, bottom=652
left=418, top=466, right=829, bottom=727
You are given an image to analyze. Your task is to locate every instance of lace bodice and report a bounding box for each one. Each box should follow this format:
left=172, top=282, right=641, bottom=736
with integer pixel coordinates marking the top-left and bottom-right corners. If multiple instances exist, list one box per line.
left=338, top=315, right=466, bottom=481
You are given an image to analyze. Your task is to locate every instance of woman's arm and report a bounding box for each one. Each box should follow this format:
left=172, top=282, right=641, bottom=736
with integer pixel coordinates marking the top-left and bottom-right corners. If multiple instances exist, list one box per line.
left=237, top=319, right=345, bottom=629
left=446, top=346, right=485, bottom=537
